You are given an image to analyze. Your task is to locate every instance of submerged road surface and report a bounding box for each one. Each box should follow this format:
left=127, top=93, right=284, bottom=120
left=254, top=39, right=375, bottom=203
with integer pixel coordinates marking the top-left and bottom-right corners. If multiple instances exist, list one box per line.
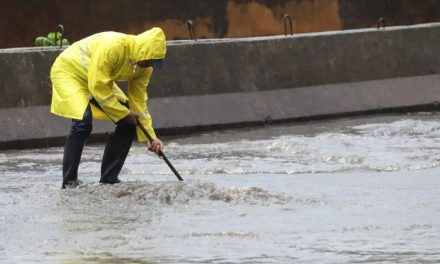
left=1, top=113, right=440, bottom=263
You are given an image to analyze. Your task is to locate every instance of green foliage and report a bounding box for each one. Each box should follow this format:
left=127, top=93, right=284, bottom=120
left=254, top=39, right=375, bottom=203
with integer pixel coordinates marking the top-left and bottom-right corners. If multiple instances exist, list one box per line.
left=35, top=32, right=70, bottom=47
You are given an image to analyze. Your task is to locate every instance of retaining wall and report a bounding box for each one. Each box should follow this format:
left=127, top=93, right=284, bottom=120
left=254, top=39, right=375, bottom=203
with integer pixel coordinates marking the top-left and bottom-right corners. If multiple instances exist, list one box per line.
left=0, top=23, right=439, bottom=149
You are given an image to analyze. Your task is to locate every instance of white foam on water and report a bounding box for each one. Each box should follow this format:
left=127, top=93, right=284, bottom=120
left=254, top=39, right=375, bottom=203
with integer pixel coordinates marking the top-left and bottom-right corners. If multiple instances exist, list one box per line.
left=125, top=117, right=440, bottom=176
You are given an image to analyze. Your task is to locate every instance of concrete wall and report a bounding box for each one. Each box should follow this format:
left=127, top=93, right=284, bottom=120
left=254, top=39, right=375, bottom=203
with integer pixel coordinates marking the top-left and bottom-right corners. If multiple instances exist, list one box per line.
left=0, top=23, right=440, bottom=149
left=1, top=0, right=440, bottom=48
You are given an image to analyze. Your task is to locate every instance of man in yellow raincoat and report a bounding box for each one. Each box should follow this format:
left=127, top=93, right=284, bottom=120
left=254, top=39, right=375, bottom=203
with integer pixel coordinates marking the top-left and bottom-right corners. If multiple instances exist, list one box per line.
left=50, top=27, right=166, bottom=189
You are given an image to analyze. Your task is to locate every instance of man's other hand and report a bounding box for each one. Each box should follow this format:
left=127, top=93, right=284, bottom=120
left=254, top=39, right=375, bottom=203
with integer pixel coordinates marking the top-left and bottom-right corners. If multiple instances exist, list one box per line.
left=122, top=112, right=139, bottom=125
left=148, top=138, right=164, bottom=154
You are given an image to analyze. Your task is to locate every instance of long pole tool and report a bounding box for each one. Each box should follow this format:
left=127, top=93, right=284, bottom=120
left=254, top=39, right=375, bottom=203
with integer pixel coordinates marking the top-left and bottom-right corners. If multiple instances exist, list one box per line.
left=90, top=98, right=183, bottom=181
left=137, top=123, right=184, bottom=181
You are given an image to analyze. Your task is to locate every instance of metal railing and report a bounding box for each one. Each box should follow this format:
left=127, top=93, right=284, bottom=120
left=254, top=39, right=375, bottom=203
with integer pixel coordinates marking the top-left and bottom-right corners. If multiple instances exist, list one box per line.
left=187, top=20, right=197, bottom=41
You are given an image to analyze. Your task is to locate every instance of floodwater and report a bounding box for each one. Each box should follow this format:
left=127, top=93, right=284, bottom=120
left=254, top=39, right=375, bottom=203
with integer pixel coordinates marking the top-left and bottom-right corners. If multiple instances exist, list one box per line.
left=1, top=113, right=440, bottom=264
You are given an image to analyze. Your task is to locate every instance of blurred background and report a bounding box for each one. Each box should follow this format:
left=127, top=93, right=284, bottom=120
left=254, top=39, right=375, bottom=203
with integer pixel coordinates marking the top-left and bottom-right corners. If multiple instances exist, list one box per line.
left=1, top=0, right=440, bottom=48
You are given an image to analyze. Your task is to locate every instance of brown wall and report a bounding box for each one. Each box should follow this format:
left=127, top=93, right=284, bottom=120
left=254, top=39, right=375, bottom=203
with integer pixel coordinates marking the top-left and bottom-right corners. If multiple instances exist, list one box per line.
left=1, top=0, right=440, bottom=48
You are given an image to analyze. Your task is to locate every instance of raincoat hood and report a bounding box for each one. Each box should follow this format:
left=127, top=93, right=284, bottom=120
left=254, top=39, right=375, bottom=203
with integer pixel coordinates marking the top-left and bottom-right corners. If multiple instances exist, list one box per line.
left=132, top=27, right=166, bottom=63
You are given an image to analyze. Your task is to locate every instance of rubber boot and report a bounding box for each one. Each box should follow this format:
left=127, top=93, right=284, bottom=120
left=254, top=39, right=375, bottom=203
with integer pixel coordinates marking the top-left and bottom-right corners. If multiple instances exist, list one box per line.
left=100, top=123, right=136, bottom=184
left=62, top=135, right=86, bottom=189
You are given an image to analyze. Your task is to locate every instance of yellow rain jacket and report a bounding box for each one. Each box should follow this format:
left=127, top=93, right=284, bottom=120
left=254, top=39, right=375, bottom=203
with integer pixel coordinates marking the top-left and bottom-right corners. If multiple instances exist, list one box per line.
left=50, top=27, right=166, bottom=141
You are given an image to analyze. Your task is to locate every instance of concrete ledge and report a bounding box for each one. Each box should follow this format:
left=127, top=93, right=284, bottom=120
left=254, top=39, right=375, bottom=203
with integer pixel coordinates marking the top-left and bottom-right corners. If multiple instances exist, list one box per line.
left=1, top=74, right=439, bottom=149
left=150, top=74, right=440, bottom=129
left=1, top=23, right=440, bottom=149
left=2, top=23, right=440, bottom=107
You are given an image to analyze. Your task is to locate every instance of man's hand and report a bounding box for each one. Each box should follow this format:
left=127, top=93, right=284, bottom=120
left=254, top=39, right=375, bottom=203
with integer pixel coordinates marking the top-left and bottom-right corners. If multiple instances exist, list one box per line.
left=148, top=138, right=164, bottom=154
left=122, top=112, right=139, bottom=125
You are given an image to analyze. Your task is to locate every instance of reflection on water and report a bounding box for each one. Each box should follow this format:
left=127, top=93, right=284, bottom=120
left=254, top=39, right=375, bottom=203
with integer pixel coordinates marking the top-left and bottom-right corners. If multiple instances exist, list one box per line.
left=1, top=113, right=440, bottom=263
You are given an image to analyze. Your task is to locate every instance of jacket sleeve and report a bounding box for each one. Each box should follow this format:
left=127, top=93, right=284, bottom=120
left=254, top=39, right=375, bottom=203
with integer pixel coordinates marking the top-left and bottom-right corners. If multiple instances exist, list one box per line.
left=88, top=43, right=130, bottom=123
left=128, top=69, right=156, bottom=142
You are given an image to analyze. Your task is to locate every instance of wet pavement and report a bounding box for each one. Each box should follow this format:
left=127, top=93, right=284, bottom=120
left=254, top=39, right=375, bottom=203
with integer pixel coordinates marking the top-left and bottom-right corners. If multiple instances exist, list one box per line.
left=1, top=113, right=440, bottom=263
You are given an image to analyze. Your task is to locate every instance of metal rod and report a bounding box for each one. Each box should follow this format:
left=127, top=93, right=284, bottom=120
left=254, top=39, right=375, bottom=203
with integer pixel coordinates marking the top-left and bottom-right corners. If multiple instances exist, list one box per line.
left=187, top=20, right=197, bottom=41
left=283, top=14, right=293, bottom=36
left=90, top=98, right=184, bottom=181
left=377, top=17, right=386, bottom=29
left=137, top=123, right=184, bottom=181
left=55, top=24, right=64, bottom=48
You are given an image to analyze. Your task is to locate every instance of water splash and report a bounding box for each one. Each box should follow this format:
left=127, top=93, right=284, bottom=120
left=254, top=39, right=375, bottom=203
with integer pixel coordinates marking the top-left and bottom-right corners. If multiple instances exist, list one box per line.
left=60, top=180, right=292, bottom=206
left=126, top=117, right=440, bottom=175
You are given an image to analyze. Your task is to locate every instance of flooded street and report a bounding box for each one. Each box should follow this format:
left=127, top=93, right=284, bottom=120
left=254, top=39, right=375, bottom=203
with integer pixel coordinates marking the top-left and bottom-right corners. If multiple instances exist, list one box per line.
left=1, top=113, right=440, bottom=263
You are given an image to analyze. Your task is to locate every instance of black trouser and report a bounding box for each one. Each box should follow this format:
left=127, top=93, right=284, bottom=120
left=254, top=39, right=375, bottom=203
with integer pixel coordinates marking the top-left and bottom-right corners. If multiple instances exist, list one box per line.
left=62, top=103, right=136, bottom=188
